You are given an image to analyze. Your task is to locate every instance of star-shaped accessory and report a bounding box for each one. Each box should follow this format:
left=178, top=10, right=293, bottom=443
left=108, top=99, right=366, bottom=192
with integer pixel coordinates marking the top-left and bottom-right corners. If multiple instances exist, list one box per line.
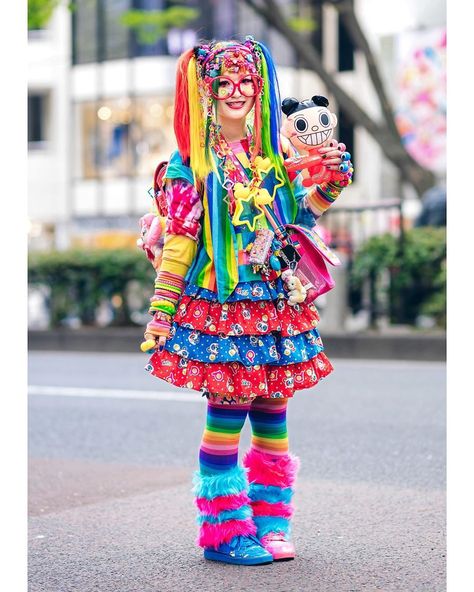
left=231, top=160, right=286, bottom=231
left=231, top=184, right=265, bottom=231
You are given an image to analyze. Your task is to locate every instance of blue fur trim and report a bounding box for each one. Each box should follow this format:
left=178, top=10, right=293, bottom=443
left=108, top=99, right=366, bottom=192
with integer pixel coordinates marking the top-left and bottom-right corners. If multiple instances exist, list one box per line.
left=248, top=484, right=294, bottom=504
left=254, top=516, right=291, bottom=538
left=192, top=465, right=248, bottom=500
left=197, top=505, right=253, bottom=526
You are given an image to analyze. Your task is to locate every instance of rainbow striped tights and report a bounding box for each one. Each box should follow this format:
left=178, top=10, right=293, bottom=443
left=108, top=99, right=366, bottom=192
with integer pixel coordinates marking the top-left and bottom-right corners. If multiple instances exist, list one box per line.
left=194, top=397, right=299, bottom=549
left=199, top=397, right=289, bottom=474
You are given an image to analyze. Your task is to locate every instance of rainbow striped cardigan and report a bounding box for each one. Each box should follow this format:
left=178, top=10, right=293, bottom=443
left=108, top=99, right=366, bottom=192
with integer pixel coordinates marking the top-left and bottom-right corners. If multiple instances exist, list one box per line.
left=164, top=146, right=316, bottom=303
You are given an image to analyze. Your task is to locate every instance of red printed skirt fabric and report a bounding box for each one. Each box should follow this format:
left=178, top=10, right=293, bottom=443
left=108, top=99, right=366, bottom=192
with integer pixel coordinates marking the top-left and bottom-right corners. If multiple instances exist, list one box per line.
left=145, top=278, right=333, bottom=400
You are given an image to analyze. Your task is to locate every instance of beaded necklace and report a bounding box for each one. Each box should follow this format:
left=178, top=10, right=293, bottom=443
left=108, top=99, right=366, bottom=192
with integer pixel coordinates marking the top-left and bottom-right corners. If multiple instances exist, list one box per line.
left=209, top=122, right=263, bottom=215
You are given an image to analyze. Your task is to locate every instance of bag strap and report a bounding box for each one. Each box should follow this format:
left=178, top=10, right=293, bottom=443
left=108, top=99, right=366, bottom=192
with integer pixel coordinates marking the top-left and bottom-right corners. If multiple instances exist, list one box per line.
left=261, top=204, right=287, bottom=241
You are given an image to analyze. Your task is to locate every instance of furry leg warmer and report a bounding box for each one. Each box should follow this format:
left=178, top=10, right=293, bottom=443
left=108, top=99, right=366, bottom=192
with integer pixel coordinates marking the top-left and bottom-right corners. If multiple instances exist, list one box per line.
left=243, top=448, right=300, bottom=539
left=192, top=465, right=257, bottom=549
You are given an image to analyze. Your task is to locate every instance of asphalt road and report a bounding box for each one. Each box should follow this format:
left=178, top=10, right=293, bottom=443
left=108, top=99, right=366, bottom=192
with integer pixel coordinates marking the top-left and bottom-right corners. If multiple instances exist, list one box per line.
left=28, top=351, right=446, bottom=592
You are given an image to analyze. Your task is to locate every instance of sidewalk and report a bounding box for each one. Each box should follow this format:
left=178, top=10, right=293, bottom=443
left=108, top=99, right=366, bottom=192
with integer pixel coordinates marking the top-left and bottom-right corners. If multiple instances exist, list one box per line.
left=28, top=327, right=446, bottom=361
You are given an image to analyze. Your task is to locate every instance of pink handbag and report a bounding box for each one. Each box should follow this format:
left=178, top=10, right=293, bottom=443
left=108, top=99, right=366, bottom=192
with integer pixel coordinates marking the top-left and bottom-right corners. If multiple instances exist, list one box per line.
left=261, top=204, right=341, bottom=303
left=285, top=224, right=341, bottom=303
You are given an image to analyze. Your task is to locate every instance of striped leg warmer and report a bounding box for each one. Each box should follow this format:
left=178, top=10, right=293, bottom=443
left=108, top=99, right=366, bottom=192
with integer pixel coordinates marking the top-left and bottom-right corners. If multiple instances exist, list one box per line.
left=192, top=400, right=256, bottom=549
left=244, top=398, right=300, bottom=539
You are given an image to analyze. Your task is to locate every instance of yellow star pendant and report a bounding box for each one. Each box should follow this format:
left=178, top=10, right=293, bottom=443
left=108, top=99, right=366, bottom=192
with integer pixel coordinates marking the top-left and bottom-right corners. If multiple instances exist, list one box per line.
left=231, top=162, right=286, bottom=231
left=231, top=184, right=265, bottom=232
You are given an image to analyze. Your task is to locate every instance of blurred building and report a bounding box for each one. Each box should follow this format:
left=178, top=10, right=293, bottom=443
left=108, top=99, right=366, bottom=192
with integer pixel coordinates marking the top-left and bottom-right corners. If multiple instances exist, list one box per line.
left=28, top=0, right=446, bottom=251
left=28, top=3, right=72, bottom=250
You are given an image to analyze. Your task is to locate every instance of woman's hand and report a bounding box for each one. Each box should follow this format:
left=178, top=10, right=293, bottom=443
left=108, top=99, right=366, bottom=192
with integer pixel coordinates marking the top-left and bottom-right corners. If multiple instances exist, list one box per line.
left=140, top=311, right=172, bottom=352
left=318, top=140, right=351, bottom=172
left=301, top=139, right=352, bottom=187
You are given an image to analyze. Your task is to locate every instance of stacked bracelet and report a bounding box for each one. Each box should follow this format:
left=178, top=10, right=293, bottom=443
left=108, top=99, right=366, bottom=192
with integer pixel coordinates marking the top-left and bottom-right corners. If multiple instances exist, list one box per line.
left=149, top=299, right=176, bottom=316
left=150, top=269, right=186, bottom=316
left=318, top=181, right=342, bottom=200
left=306, top=182, right=342, bottom=217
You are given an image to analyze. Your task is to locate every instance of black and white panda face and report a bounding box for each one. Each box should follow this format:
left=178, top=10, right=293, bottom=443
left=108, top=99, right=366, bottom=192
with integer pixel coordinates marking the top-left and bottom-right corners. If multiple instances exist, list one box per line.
left=281, top=96, right=338, bottom=152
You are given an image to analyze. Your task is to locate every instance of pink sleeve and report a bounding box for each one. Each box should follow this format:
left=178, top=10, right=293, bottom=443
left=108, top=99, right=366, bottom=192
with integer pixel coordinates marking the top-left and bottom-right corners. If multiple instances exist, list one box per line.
left=165, top=178, right=203, bottom=241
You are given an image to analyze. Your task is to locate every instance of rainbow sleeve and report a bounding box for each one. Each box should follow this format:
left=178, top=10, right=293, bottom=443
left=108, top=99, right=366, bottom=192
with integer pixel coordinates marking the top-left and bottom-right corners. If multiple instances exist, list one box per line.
left=305, top=181, right=343, bottom=218
left=149, top=231, right=197, bottom=317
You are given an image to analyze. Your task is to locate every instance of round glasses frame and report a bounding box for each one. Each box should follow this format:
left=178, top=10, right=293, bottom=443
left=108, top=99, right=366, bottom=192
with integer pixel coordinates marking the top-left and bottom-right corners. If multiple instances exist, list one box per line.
left=208, top=74, right=263, bottom=100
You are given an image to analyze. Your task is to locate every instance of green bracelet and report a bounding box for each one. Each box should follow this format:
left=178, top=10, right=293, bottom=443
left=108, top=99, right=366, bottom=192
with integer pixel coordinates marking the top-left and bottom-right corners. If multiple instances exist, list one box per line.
left=151, top=301, right=176, bottom=316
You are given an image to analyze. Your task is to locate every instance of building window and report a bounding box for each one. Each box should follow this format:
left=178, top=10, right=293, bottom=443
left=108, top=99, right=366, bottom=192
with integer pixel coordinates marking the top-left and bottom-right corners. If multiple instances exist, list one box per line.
left=130, top=0, right=166, bottom=57
left=338, top=108, right=355, bottom=174
left=338, top=15, right=354, bottom=72
left=28, top=93, right=49, bottom=146
left=104, top=0, right=131, bottom=60
left=72, top=0, right=99, bottom=64
left=76, top=95, right=175, bottom=179
left=310, top=3, right=323, bottom=56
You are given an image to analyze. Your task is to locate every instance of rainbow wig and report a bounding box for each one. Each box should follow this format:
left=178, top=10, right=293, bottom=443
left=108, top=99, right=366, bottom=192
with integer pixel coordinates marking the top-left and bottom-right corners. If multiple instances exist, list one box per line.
left=173, top=36, right=290, bottom=185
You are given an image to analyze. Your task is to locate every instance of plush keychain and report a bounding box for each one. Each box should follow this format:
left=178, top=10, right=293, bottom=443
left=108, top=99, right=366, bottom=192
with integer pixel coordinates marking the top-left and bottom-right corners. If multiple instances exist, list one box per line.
left=281, top=95, right=352, bottom=188
left=137, top=213, right=165, bottom=270
left=281, top=269, right=307, bottom=306
left=137, top=213, right=167, bottom=352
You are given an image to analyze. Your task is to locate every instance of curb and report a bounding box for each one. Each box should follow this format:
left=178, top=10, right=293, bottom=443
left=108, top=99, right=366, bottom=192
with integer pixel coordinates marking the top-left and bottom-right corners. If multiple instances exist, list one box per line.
left=28, top=328, right=446, bottom=362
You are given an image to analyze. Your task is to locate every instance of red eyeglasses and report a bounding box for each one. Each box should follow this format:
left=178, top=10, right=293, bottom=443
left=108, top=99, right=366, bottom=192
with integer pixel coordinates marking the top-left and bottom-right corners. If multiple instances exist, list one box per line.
left=208, top=74, right=263, bottom=100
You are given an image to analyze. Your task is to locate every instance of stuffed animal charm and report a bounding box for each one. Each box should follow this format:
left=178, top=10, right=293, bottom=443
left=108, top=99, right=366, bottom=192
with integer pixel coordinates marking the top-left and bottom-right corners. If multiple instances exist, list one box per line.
left=137, top=213, right=165, bottom=270
left=281, top=269, right=307, bottom=306
left=281, top=95, right=352, bottom=188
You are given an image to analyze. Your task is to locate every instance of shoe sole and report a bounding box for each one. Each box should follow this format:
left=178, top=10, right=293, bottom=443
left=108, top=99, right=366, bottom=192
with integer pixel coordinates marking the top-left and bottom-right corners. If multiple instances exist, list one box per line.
left=203, top=549, right=273, bottom=566
left=273, top=555, right=295, bottom=561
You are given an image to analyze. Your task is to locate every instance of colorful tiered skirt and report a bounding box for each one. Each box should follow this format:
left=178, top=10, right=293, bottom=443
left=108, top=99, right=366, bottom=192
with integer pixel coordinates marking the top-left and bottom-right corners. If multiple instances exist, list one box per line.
left=145, top=278, right=333, bottom=403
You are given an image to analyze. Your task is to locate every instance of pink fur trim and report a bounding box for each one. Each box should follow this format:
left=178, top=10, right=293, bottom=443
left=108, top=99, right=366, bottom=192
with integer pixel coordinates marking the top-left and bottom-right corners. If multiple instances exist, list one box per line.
left=198, top=518, right=257, bottom=549
left=195, top=492, right=251, bottom=517
left=251, top=500, right=294, bottom=518
left=243, top=448, right=300, bottom=488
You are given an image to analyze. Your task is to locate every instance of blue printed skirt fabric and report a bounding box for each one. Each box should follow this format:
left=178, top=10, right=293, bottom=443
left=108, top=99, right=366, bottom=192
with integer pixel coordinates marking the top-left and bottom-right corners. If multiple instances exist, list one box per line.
left=146, top=279, right=333, bottom=402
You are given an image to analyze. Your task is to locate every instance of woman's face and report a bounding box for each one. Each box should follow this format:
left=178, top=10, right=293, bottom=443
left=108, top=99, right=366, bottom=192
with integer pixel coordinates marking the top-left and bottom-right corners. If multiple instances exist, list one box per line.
left=215, top=70, right=256, bottom=124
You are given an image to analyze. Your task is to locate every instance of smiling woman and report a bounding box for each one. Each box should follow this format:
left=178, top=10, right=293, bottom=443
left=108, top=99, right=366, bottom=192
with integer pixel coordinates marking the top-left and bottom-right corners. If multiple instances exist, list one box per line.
left=214, top=72, right=262, bottom=141
left=138, top=36, right=352, bottom=567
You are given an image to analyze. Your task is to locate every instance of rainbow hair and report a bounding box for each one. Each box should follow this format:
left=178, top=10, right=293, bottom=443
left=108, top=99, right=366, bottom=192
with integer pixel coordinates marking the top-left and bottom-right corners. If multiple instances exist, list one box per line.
left=174, top=49, right=212, bottom=180
left=172, top=38, right=291, bottom=186
left=173, top=48, right=193, bottom=162
left=253, top=40, right=290, bottom=187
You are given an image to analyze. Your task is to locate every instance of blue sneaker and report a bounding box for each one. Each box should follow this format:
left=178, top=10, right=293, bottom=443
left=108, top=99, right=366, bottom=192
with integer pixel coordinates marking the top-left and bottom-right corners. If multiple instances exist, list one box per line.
left=204, top=534, right=274, bottom=565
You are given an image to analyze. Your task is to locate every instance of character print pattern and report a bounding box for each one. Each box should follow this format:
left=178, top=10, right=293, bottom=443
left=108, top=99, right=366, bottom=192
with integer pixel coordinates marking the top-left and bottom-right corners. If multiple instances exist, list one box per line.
left=147, top=279, right=333, bottom=400
left=174, top=296, right=320, bottom=337
left=164, top=325, right=324, bottom=366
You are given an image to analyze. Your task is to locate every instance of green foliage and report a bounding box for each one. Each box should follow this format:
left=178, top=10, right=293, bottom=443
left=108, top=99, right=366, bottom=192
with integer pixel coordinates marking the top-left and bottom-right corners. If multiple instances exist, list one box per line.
left=28, top=248, right=156, bottom=327
left=288, top=17, right=318, bottom=33
left=28, top=0, right=60, bottom=30
left=350, top=227, right=446, bottom=327
left=120, top=6, right=199, bottom=45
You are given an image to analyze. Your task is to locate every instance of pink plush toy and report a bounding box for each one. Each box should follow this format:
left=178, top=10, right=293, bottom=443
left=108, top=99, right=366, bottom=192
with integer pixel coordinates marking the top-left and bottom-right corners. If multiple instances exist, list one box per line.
left=137, top=213, right=165, bottom=270
left=281, top=95, right=352, bottom=188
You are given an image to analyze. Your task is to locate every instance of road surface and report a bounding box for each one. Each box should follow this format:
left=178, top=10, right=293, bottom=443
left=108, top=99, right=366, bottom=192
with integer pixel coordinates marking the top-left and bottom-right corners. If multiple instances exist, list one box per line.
left=28, top=351, right=446, bottom=592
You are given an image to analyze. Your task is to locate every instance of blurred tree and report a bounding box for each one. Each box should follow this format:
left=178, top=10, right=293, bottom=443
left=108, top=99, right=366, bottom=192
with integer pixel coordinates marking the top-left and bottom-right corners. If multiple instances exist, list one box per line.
left=120, top=5, right=199, bottom=45
left=28, top=0, right=60, bottom=30
left=243, top=0, right=436, bottom=197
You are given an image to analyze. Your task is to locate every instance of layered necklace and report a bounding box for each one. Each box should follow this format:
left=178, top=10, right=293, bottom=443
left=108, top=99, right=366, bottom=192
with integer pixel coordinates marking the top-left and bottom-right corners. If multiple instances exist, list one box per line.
left=209, top=122, right=263, bottom=215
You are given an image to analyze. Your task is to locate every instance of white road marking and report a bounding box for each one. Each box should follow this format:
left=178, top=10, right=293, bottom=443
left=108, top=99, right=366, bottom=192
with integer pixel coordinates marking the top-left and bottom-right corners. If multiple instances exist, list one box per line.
left=28, top=385, right=201, bottom=403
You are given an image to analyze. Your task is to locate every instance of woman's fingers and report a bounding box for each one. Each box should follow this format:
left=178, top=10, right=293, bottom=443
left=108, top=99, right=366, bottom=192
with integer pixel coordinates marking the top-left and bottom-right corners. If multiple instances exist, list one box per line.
left=322, top=157, right=343, bottom=166
left=157, top=335, right=168, bottom=351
